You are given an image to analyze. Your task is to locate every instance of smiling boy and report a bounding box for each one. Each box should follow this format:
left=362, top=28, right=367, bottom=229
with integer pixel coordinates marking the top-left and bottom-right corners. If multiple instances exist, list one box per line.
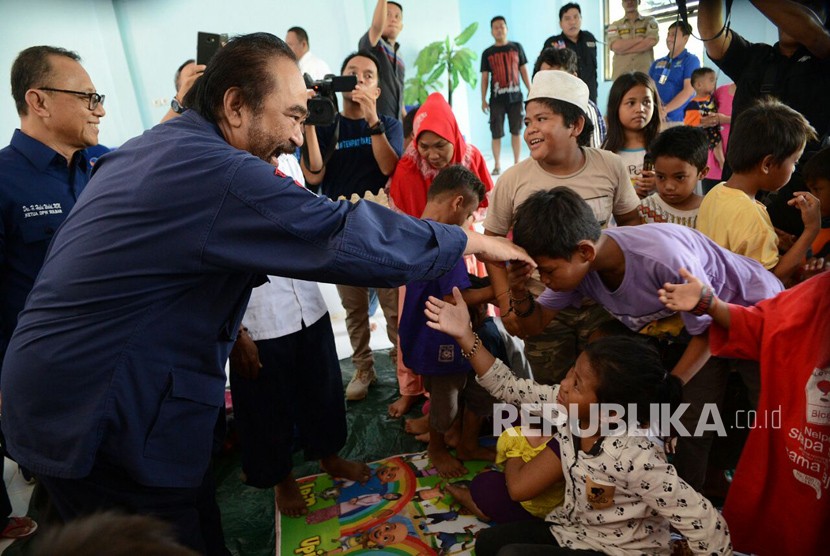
left=484, top=70, right=639, bottom=385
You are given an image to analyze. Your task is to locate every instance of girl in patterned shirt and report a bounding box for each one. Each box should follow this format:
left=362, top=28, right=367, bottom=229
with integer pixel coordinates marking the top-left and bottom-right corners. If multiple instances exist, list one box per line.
left=424, top=289, right=732, bottom=555
left=638, top=126, right=706, bottom=228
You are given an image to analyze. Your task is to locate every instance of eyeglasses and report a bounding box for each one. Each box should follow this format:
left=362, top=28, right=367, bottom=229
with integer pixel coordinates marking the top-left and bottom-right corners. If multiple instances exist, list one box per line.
left=38, top=87, right=105, bottom=110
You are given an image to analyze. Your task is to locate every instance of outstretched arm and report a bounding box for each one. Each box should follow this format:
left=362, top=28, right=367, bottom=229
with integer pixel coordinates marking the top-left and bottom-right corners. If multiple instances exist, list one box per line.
left=697, top=0, right=733, bottom=61
left=368, top=0, right=387, bottom=46
left=751, top=0, right=830, bottom=59
left=658, top=267, right=732, bottom=330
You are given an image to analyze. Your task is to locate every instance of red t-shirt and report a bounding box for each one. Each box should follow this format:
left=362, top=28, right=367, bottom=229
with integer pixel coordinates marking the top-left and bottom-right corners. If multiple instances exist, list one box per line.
left=710, top=272, right=830, bottom=555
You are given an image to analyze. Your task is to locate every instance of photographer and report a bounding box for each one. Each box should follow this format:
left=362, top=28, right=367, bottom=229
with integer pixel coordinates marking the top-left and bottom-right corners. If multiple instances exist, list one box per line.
left=302, top=50, right=403, bottom=401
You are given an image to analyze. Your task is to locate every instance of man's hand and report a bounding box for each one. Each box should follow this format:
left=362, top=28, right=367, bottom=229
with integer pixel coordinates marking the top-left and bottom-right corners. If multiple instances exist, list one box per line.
left=229, top=329, right=262, bottom=380
left=463, top=230, right=536, bottom=269
left=352, top=85, right=380, bottom=127
left=481, top=100, right=490, bottom=114
left=176, top=62, right=206, bottom=102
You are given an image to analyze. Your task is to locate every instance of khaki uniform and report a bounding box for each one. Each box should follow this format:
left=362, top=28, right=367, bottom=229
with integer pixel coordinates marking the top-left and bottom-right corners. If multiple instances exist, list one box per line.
left=606, top=15, right=659, bottom=78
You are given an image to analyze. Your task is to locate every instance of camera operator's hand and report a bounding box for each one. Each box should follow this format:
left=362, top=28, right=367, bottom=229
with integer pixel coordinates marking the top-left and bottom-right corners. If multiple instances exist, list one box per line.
left=352, top=85, right=380, bottom=127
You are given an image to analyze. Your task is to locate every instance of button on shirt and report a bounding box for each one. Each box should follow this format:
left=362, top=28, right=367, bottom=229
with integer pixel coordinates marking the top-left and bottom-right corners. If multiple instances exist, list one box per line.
left=0, top=130, right=97, bottom=367
left=0, top=109, right=467, bottom=488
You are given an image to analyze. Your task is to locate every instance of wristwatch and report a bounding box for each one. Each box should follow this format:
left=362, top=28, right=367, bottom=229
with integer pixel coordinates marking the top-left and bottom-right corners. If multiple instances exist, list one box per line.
left=170, top=97, right=185, bottom=114
left=367, top=120, right=385, bottom=136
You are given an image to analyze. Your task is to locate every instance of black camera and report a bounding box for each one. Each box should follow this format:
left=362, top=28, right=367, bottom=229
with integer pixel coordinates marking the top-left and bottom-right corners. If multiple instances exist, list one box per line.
left=304, top=74, right=357, bottom=126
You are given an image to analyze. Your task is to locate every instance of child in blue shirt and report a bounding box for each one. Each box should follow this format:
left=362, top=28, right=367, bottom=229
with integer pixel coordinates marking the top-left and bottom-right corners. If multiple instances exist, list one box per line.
left=399, top=165, right=496, bottom=478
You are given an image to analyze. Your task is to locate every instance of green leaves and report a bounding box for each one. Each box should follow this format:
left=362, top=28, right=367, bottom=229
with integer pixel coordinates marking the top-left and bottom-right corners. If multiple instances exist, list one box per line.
left=403, top=22, right=480, bottom=106
left=454, top=22, right=478, bottom=46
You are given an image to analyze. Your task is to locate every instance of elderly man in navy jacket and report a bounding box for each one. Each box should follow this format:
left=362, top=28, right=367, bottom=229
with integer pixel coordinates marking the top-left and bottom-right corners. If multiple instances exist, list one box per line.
left=0, top=33, right=530, bottom=554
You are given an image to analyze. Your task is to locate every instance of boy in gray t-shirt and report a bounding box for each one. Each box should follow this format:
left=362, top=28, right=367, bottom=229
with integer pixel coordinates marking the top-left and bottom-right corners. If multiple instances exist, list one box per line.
left=506, top=187, right=783, bottom=490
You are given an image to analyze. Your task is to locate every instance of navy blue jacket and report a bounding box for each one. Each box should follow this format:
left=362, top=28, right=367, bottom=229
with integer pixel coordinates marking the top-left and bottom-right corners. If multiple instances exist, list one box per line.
left=1, top=110, right=466, bottom=487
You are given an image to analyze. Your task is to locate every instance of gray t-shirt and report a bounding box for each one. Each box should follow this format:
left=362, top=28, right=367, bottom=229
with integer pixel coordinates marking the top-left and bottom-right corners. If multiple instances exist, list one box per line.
left=359, top=31, right=405, bottom=119
left=537, top=223, right=784, bottom=335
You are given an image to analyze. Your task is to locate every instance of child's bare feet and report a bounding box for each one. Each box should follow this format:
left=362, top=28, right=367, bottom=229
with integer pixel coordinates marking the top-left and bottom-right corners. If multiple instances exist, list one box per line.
left=275, top=475, right=308, bottom=517
left=388, top=394, right=419, bottom=418
left=405, top=414, right=430, bottom=434
left=415, top=431, right=430, bottom=443
left=445, top=482, right=490, bottom=521
left=320, top=455, right=372, bottom=484
left=428, top=440, right=467, bottom=478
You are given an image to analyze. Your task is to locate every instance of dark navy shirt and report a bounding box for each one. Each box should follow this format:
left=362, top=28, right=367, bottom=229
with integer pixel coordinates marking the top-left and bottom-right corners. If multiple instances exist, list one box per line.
left=0, top=130, right=106, bottom=369
left=315, top=114, right=402, bottom=200
left=542, top=31, right=599, bottom=103
left=0, top=110, right=467, bottom=487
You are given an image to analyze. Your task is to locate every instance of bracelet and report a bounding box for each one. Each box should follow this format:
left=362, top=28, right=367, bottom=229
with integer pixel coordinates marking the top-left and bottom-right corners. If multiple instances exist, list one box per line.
left=460, top=333, right=482, bottom=360
left=509, top=291, right=536, bottom=318
left=691, top=285, right=714, bottom=316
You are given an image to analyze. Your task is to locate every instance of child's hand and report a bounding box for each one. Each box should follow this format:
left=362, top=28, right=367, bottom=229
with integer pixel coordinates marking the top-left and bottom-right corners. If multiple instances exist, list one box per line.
left=424, top=287, right=473, bottom=341
left=658, top=268, right=705, bottom=312
left=634, top=171, right=656, bottom=198
left=506, top=260, right=534, bottom=291
left=788, top=191, right=821, bottom=232
left=801, top=257, right=829, bottom=281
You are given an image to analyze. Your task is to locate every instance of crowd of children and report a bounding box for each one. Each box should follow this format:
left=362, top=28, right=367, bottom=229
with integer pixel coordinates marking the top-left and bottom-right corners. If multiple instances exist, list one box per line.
left=375, top=59, right=830, bottom=555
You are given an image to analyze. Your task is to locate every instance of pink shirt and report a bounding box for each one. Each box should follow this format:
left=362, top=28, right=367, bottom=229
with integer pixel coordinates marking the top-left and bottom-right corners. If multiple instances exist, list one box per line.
left=706, top=84, right=735, bottom=180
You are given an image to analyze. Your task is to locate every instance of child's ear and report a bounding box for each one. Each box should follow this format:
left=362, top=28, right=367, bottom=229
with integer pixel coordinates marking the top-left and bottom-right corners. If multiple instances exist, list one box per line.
left=761, top=154, right=775, bottom=174
left=698, top=166, right=709, bottom=180
left=576, top=240, right=596, bottom=262
left=451, top=194, right=466, bottom=212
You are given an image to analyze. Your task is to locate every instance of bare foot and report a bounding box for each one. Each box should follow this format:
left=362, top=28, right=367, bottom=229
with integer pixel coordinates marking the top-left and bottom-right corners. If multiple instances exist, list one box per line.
left=405, top=414, right=429, bottom=435
left=445, top=482, right=490, bottom=521
left=275, top=475, right=308, bottom=517
left=415, top=432, right=430, bottom=443
left=320, top=455, right=371, bottom=484
left=388, top=394, right=419, bottom=418
left=428, top=444, right=467, bottom=479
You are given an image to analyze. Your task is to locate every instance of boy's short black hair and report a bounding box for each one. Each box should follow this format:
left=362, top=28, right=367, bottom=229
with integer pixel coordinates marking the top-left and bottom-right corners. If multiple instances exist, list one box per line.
left=528, top=98, right=594, bottom=148
left=340, top=50, right=383, bottom=82
left=491, top=16, right=506, bottom=26
left=402, top=106, right=419, bottom=138
left=803, top=146, right=830, bottom=184
left=559, top=2, right=581, bottom=20
left=669, top=21, right=693, bottom=36
left=648, top=126, right=709, bottom=172
left=388, top=1, right=403, bottom=13
left=513, top=187, right=600, bottom=260
left=533, top=47, right=578, bottom=76
left=727, top=98, right=817, bottom=174
left=427, top=165, right=486, bottom=206
left=690, top=67, right=715, bottom=86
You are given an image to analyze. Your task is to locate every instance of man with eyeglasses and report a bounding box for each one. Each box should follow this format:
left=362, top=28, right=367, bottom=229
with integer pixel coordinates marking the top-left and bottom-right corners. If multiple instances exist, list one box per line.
left=0, top=45, right=106, bottom=541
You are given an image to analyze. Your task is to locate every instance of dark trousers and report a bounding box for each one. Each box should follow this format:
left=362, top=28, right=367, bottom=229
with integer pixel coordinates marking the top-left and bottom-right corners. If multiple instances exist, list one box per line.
left=229, top=314, right=346, bottom=487
left=475, top=520, right=605, bottom=556
left=37, top=455, right=228, bottom=556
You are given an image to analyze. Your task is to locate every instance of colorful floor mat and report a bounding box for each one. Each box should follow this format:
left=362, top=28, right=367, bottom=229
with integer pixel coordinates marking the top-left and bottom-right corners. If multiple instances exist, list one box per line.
left=276, top=452, right=493, bottom=556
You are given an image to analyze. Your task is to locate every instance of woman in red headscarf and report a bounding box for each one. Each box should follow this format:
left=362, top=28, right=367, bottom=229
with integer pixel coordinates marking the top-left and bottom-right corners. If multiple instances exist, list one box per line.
left=389, top=92, right=493, bottom=217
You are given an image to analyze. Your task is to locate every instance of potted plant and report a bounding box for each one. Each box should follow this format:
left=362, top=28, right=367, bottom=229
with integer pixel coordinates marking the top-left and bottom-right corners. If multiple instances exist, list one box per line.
left=404, top=22, right=479, bottom=107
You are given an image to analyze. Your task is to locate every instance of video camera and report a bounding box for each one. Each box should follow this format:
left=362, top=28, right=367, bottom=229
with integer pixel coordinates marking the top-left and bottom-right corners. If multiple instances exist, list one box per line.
left=304, top=74, right=357, bottom=126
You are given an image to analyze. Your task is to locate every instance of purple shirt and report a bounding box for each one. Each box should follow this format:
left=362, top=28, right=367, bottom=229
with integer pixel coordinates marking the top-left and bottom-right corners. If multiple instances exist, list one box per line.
left=400, top=258, right=471, bottom=375
left=537, top=224, right=784, bottom=335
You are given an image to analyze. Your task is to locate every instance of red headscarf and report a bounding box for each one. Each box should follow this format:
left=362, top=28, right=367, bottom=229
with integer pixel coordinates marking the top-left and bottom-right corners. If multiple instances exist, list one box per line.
left=389, top=92, right=492, bottom=217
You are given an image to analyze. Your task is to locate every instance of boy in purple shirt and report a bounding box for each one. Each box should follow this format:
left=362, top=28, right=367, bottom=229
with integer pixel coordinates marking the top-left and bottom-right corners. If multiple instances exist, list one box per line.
left=399, top=166, right=496, bottom=478
left=505, top=187, right=783, bottom=489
